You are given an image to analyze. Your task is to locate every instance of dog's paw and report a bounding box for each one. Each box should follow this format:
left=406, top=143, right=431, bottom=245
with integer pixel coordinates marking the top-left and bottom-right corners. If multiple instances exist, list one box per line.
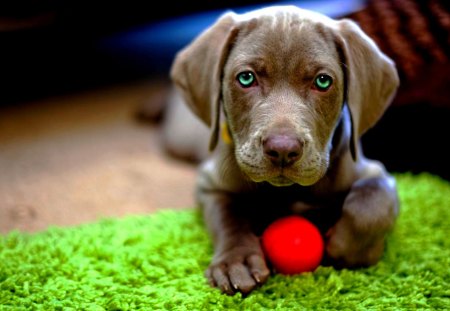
left=205, top=246, right=270, bottom=295
left=325, top=216, right=385, bottom=268
left=325, top=176, right=396, bottom=268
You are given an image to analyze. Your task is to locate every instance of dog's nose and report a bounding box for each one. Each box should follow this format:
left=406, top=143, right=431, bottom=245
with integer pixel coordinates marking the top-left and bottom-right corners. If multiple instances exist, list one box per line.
left=263, top=134, right=303, bottom=167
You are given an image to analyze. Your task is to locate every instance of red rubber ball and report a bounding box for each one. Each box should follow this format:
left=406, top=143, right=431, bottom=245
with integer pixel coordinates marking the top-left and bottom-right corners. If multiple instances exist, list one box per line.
left=262, top=215, right=324, bottom=275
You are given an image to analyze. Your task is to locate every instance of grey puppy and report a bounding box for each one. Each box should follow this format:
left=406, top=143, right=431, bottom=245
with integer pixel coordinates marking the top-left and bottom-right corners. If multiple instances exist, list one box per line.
left=165, top=5, right=400, bottom=295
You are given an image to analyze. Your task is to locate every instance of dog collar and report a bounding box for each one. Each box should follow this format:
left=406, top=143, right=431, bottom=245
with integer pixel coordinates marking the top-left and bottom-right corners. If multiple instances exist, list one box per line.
left=221, top=122, right=232, bottom=145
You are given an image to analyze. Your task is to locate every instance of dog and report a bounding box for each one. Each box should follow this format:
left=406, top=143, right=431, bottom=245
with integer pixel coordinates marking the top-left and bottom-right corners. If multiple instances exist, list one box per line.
left=164, top=5, right=400, bottom=295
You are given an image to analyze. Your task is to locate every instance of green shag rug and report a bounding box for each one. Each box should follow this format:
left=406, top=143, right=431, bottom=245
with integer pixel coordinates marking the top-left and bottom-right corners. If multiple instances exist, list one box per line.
left=1, top=173, right=449, bottom=310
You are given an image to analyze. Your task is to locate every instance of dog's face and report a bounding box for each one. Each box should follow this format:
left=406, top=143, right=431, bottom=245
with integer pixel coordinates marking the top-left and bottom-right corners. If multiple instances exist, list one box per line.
left=222, top=15, right=344, bottom=186
left=171, top=6, right=399, bottom=187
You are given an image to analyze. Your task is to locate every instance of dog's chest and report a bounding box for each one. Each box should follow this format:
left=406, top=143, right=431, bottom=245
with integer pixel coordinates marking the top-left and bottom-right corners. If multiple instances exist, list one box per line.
left=246, top=183, right=345, bottom=234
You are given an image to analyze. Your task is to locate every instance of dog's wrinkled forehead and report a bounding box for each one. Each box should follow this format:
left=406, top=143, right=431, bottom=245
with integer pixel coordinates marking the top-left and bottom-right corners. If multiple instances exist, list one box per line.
left=229, top=6, right=340, bottom=75
left=235, top=5, right=336, bottom=38
left=234, top=5, right=335, bottom=26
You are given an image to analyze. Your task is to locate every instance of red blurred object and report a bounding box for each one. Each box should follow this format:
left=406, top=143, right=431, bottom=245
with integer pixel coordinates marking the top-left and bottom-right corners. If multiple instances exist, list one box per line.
left=262, top=215, right=324, bottom=275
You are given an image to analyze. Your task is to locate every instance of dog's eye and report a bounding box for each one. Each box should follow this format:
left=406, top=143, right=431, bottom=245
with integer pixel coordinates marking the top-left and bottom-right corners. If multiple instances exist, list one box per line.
left=314, top=74, right=333, bottom=91
left=237, top=71, right=256, bottom=88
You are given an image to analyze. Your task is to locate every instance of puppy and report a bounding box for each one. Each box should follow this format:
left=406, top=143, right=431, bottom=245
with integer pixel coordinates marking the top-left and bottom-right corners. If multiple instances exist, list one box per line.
left=166, top=5, right=400, bottom=295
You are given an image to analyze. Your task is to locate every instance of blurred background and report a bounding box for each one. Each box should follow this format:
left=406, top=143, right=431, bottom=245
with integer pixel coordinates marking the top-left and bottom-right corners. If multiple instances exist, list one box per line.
left=1, top=0, right=449, bottom=233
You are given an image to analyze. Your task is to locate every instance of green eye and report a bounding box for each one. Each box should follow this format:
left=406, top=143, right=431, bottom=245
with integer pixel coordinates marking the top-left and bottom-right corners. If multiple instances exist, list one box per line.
left=314, top=74, right=333, bottom=91
left=237, top=71, right=256, bottom=88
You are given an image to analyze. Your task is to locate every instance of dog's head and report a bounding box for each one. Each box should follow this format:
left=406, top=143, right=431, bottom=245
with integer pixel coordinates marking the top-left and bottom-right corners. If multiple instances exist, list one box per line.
left=171, top=6, right=399, bottom=187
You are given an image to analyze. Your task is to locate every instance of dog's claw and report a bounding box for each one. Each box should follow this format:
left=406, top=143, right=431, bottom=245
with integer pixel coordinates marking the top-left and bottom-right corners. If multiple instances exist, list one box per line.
left=253, top=273, right=261, bottom=283
left=206, top=250, right=270, bottom=295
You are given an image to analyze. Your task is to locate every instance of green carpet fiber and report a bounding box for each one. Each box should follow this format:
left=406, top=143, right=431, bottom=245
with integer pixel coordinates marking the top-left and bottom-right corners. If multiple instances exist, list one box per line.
left=1, top=173, right=449, bottom=310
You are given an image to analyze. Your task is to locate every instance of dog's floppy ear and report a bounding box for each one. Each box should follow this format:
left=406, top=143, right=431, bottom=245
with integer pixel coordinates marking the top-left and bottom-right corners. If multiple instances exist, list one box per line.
left=336, top=19, right=399, bottom=160
left=170, top=12, right=239, bottom=151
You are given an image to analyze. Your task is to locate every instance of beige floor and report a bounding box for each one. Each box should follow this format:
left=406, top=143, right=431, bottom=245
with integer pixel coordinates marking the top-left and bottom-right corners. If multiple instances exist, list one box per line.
left=0, top=79, right=198, bottom=234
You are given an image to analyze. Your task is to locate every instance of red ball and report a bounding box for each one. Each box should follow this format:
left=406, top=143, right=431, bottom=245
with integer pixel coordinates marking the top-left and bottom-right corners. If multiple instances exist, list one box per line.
left=262, top=215, right=324, bottom=274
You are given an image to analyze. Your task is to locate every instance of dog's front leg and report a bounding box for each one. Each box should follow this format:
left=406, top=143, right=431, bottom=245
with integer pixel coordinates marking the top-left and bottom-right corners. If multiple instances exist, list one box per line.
left=200, top=190, right=270, bottom=295
left=196, top=152, right=270, bottom=295
left=326, top=160, right=399, bottom=267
